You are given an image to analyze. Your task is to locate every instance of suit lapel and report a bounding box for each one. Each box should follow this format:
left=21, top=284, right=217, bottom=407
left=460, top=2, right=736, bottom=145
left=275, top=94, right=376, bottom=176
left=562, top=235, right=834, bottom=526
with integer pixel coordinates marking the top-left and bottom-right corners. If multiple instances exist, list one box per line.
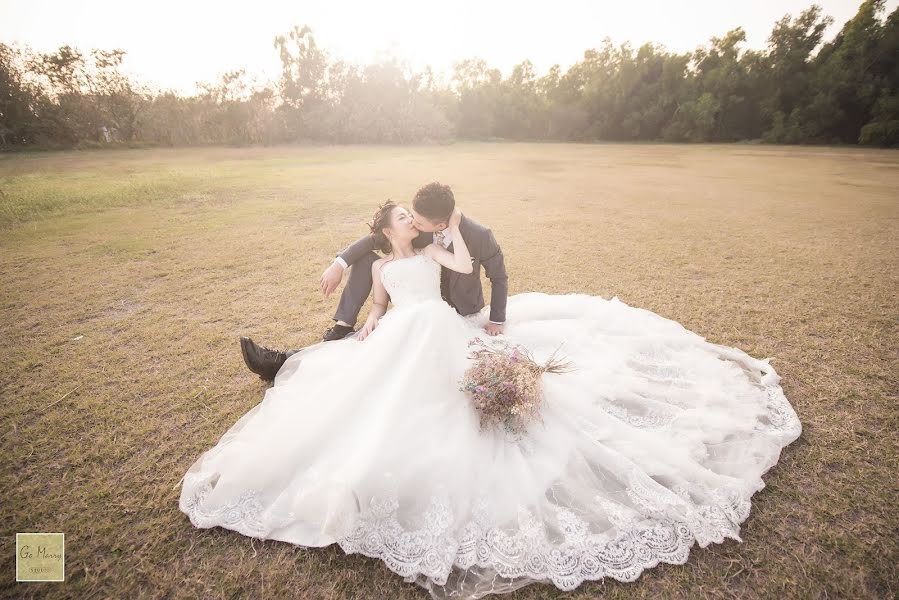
left=413, top=230, right=431, bottom=248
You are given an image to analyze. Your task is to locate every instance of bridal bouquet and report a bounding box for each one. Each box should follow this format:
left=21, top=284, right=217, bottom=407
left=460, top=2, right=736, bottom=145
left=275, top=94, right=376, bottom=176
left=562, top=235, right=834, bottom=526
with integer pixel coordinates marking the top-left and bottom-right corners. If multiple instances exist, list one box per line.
left=459, top=338, right=574, bottom=435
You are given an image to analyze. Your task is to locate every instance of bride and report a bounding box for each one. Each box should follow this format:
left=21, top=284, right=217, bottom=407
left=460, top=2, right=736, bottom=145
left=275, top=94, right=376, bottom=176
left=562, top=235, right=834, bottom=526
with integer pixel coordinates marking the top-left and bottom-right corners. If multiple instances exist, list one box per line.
left=178, top=201, right=802, bottom=598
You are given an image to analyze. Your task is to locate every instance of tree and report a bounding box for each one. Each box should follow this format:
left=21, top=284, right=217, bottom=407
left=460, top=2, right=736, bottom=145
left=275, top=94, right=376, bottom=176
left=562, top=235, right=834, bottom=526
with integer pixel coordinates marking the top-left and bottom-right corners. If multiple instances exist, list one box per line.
left=3, top=3, right=899, bottom=149
left=762, top=5, right=834, bottom=141
left=273, top=25, right=328, bottom=137
left=0, top=43, right=46, bottom=146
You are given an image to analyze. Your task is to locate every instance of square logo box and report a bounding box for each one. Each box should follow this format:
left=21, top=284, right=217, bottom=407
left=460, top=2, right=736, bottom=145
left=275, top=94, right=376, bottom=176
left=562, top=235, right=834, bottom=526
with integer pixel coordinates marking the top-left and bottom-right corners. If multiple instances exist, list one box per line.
left=16, top=533, right=65, bottom=582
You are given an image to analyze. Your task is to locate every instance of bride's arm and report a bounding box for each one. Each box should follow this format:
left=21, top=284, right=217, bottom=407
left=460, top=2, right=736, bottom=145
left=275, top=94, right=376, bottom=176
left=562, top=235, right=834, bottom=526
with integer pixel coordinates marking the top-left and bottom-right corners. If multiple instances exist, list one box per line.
left=424, top=209, right=473, bottom=274
left=357, top=258, right=390, bottom=341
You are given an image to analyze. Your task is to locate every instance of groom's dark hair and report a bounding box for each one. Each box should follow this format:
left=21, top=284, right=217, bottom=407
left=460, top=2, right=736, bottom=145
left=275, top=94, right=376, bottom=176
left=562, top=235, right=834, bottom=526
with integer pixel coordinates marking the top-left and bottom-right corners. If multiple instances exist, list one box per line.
left=412, top=182, right=455, bottom=223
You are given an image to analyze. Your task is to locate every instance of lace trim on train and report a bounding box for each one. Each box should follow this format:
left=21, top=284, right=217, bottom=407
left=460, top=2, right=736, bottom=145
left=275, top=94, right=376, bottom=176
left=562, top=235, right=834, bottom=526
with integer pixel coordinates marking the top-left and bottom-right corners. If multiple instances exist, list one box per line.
left=180, top=471, right=749, bottom=591
left=336, top=480, right=754, bottom=590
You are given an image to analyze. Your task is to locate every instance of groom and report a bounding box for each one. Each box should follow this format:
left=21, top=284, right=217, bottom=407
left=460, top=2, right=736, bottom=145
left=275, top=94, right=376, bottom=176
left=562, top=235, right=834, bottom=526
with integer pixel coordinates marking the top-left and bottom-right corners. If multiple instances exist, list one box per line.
left=241, top=182, right=509, bottom=381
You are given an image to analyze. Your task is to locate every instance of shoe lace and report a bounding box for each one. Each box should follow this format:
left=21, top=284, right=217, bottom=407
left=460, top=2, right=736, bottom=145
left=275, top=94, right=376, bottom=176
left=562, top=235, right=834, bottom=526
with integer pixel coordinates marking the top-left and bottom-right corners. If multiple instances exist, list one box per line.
left=262, top=345, right=286, bottom=359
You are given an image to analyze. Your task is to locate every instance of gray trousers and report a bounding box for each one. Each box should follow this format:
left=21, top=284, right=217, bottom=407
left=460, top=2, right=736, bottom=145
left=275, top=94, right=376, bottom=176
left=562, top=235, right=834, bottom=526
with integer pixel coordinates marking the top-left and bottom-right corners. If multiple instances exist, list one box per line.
left=334, top=251, right=380, bottom=327
left=285, top=251, right=379, bottom=357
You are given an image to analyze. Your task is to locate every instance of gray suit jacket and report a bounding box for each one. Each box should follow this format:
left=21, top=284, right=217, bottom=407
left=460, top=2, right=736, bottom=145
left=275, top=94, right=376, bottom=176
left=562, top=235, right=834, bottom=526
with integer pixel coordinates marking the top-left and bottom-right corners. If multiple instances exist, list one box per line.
left=338, top=214, right=509, bottom=323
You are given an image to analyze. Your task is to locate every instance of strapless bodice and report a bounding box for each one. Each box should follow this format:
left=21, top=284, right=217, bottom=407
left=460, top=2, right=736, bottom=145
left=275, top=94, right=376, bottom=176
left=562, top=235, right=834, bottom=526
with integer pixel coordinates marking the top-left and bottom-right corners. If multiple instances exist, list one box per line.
left=380, top=253, right=443, bottom=307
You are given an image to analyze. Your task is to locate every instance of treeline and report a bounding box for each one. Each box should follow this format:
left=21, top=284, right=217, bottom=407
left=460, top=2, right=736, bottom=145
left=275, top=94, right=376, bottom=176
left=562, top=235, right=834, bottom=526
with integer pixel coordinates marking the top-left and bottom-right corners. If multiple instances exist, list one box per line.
left=1, top=1, right=897, bottom=149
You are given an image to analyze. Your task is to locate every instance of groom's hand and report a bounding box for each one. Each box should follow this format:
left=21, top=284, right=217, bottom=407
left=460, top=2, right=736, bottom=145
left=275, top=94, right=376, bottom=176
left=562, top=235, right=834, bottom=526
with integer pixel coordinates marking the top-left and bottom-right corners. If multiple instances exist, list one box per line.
left=320, top=261, right=345, bottom=296
left=485, top=322, right=504, bottom=336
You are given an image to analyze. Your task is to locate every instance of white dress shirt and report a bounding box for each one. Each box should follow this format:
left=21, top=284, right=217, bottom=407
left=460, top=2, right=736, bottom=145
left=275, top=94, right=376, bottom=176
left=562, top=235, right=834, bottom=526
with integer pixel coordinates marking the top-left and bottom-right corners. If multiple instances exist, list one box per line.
left=434, top=229, right=452, bottom=248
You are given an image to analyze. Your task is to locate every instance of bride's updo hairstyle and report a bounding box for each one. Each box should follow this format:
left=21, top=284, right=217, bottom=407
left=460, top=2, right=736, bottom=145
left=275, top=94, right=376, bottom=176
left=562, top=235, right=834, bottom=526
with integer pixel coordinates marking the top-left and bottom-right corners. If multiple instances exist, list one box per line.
left=368, top=200, right=398, bottom=254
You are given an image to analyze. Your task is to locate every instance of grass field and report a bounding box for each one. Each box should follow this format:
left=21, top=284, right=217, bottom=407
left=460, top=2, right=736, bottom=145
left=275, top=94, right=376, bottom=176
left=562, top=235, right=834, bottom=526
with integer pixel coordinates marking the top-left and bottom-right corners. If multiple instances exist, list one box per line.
left=1, top=143, right=897, bottom=599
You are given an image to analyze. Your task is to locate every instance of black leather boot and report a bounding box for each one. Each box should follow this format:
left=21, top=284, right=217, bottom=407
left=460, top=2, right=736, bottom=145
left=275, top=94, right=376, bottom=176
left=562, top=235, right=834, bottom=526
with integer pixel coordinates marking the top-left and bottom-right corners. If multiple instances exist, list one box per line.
left=322, top=323, right=355, bottom=342
left=240, top=337, right=288, bottom=382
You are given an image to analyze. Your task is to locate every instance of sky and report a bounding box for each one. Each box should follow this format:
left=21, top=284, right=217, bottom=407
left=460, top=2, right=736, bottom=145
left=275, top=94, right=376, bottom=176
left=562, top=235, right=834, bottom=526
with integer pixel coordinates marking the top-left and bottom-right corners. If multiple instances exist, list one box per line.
left=2, top=0, right=897, bottom=94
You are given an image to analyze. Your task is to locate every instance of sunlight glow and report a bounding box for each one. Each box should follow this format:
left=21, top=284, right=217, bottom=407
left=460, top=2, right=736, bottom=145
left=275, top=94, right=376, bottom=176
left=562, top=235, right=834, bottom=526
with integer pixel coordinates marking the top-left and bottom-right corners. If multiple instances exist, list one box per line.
left=2, top=0, right=896, bottom=94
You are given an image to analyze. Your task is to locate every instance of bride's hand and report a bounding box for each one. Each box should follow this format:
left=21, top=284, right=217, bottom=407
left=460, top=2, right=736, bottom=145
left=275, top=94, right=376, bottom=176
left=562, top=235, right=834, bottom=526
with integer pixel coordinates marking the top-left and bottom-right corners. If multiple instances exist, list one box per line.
left=357, top=315, right=378, bottom=341
left=448, top=207, right=462, bottom=230
left=484, top=322, right=504, bottom=336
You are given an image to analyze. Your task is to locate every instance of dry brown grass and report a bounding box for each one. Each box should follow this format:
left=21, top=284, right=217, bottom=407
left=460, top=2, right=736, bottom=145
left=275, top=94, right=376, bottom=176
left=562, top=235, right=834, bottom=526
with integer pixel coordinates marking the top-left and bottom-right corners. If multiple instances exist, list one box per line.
left=1, top=143, right=897, bottom=599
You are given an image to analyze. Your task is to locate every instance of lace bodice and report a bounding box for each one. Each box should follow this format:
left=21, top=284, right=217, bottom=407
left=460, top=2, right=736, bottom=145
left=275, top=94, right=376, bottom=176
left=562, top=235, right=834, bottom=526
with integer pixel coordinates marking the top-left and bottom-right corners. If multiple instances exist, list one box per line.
left=380, top=253, right=443, bottom=307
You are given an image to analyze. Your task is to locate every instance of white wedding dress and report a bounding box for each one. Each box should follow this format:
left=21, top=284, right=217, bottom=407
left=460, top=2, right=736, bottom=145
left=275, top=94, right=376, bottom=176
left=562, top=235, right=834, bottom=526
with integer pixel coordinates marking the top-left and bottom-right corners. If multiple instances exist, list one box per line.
left=179, top=252, right=801, bottom=598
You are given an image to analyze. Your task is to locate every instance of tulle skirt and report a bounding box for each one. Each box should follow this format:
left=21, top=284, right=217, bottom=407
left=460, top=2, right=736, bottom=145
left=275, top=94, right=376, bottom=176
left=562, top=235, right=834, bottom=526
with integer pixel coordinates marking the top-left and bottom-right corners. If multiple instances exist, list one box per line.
left=179, top=293, right=801, bottom=598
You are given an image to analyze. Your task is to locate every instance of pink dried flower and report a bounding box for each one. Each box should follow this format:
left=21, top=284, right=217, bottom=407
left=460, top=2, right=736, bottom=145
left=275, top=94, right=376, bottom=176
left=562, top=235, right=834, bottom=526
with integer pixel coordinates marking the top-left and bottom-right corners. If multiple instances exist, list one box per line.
left=458, top=338, right=575, bottom=435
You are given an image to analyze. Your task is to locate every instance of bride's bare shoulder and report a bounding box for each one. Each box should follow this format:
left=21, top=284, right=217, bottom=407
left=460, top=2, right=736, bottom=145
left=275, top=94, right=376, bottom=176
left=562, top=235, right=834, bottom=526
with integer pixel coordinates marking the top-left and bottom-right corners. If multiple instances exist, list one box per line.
left=373, top=255, right=391, bottom=272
